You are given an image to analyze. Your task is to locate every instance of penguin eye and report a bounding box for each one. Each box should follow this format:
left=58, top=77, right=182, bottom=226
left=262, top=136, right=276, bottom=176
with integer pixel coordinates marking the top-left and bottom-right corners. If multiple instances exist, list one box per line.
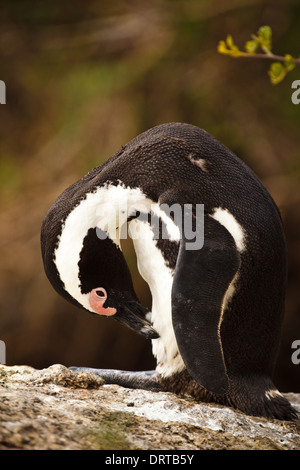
left=95, top=288, right=107, bottom=298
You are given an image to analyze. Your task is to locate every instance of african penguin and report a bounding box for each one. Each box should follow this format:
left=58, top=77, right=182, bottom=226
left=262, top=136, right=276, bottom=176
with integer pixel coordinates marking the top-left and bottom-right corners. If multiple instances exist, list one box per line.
left=41, top=122, right=298, bottom=421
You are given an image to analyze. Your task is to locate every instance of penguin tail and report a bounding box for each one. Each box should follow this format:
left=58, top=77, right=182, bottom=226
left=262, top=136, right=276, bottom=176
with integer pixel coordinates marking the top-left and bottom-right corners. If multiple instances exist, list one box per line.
left=228, top=375, right=298, bottom=421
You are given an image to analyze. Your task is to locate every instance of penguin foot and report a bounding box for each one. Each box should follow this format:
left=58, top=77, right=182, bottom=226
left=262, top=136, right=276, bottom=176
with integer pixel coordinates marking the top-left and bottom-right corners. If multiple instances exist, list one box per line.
left=227, top=376, right=299, bottom=421
left=69, top=367, right=165, bottom=392
left=232, top=393, right=299, bottom=421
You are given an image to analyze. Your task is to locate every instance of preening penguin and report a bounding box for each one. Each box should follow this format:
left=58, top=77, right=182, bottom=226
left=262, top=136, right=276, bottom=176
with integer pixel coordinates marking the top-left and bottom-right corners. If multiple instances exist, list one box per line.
left=41, top=122, right=298, bottom=420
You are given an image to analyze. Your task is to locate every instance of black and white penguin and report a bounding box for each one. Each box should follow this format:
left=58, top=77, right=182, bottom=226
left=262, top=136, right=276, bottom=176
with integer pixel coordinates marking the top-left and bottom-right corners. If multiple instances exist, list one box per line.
left=41, top=122, right=297, bottom=420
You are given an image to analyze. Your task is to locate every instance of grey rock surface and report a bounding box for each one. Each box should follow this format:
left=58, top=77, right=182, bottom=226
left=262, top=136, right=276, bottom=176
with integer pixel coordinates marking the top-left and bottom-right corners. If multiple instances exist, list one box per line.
left=0, top=364, right=299, bottom=450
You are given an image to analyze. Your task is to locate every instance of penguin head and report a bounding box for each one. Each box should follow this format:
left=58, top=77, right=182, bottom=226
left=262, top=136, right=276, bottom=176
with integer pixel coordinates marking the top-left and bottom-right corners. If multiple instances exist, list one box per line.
left=41, top=205, right=158, bottom=340
left=77, top=227, right=158, bottom=338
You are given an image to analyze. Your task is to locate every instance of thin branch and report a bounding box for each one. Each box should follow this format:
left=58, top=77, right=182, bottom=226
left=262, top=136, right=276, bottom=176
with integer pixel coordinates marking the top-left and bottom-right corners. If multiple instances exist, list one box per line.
left=218, top=26, right=300, bottom=84
left=238, top=52, right=300, bottom=64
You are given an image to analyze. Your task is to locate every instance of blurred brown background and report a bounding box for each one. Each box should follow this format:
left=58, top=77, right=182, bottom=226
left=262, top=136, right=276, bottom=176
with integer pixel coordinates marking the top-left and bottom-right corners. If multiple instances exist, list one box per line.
left=0, top=0, right=299, bottom=392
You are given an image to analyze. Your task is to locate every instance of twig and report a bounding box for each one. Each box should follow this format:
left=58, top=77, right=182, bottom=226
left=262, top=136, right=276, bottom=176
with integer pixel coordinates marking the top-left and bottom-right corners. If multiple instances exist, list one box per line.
left=218, top=26, right=300, bottom=84
left=238, top=52, right=300, bottom=64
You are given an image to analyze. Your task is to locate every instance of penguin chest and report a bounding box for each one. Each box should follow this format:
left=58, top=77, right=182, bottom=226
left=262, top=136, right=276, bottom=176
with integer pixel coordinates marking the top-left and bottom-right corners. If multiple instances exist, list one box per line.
left=129, top=217, right=185, bottom=377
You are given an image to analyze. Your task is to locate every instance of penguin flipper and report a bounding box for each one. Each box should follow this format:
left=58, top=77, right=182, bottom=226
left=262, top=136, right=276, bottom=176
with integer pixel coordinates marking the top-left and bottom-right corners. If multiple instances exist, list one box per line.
left=171, top=214, right=240, bottom=395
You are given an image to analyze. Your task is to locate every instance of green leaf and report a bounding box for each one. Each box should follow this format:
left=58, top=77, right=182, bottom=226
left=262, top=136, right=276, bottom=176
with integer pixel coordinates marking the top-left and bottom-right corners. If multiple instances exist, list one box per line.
left=245, top=40, right=259, bottom=54
left=257, top=25, right=272, bottom=53
left=218, top=36, right=244, bottom=58
left=217, top=40, right=231, bottom=55
left=225, top=35, right=235, bottom=49
left=284, top=54, right=295, bottom=72
left=258, top=25, right=272, bottom=42
left=268, top=62, right=286, bottom=85
left=225, top=35, right=244, bottom=57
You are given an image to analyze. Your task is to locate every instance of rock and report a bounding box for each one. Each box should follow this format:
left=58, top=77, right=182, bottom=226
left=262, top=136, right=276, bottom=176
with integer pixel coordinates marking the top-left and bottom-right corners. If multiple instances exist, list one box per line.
left=0, top=364, right=299, bottom=450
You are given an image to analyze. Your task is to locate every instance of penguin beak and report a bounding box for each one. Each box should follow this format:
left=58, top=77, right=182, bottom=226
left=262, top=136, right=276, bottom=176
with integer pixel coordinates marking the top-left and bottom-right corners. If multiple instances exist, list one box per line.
left=114, top=299, right=159, bottom=340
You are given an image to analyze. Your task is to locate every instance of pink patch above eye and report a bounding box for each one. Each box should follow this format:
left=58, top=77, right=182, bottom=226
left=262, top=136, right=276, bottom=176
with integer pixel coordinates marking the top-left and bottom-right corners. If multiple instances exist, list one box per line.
left=89, top=288, right=117, bottom=316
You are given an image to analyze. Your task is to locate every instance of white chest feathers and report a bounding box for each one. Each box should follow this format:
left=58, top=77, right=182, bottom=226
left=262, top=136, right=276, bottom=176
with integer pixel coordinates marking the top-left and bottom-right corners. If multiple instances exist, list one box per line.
left=129, top=209, right=185, bottom=378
